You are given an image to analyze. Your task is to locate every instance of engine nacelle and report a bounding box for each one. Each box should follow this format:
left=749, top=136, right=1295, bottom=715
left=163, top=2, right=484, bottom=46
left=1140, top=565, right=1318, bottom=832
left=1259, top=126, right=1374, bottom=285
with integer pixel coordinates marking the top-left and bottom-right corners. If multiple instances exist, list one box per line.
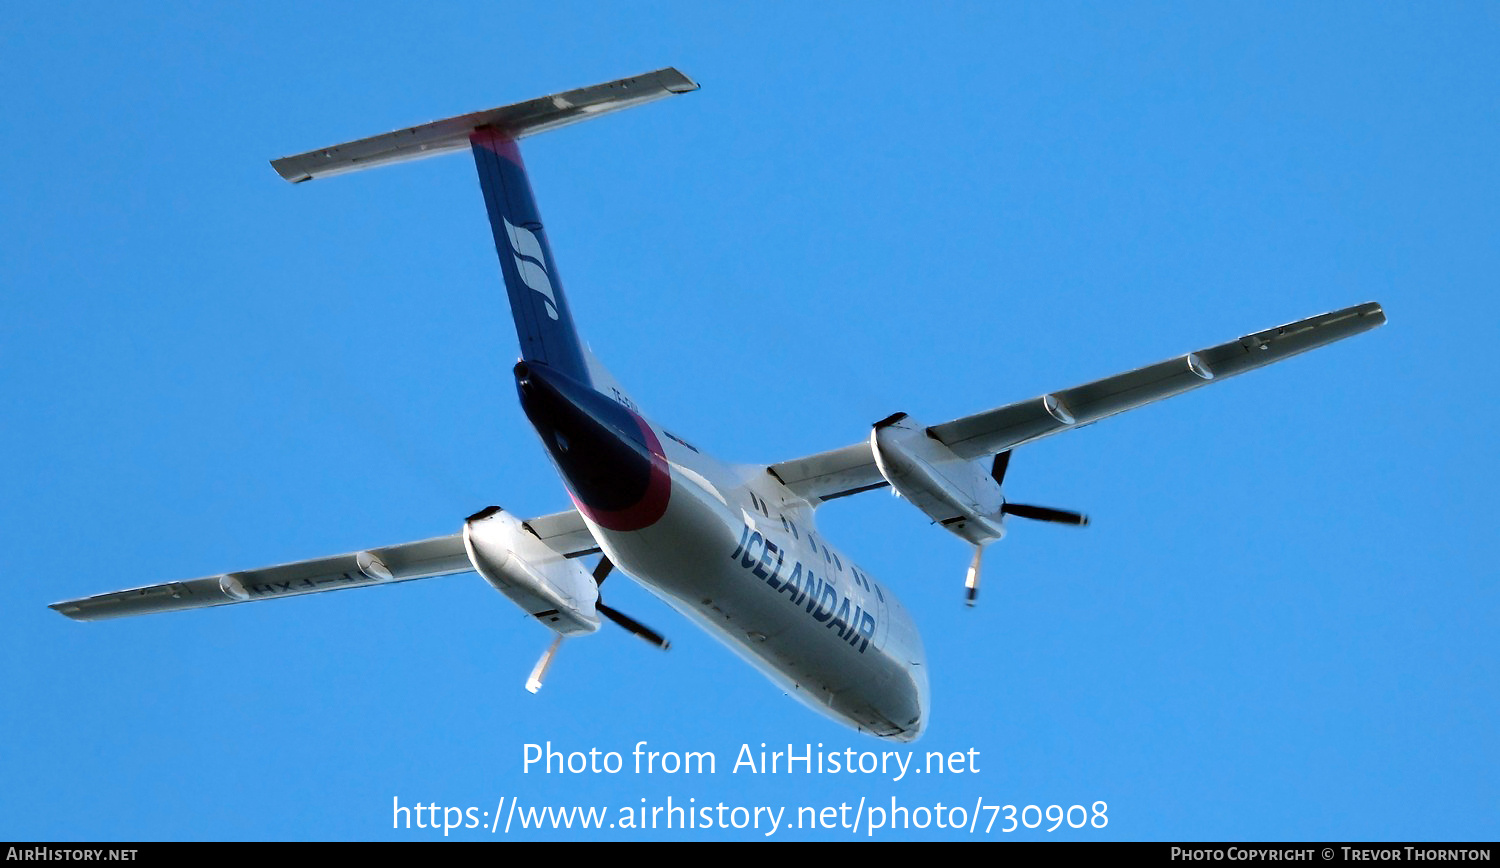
left=462, top=506, right=601, bottom=637
left=871, top=413, right=1006, bottom=546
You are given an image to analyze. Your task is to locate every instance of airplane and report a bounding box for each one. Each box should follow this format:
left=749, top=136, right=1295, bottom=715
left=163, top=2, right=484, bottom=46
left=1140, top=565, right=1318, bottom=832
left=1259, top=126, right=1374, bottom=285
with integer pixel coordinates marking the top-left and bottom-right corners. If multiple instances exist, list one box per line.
left=49, top=68, right=1386, bottom=742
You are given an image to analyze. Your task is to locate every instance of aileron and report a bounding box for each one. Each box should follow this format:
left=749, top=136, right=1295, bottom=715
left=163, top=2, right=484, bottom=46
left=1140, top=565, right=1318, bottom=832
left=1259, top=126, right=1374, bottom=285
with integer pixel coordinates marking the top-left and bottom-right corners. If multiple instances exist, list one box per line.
left=49, top=533, right=473, bottom=622
left=939, top=301, right=1385, bottom=458
left=50, top=507, right=602, bottom=622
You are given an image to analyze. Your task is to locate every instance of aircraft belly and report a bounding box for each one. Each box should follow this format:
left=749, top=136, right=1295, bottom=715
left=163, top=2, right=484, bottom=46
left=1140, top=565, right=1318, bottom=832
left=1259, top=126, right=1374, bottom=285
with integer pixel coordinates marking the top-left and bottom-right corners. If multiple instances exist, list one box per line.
left=586, top=469, right=928, bottom=740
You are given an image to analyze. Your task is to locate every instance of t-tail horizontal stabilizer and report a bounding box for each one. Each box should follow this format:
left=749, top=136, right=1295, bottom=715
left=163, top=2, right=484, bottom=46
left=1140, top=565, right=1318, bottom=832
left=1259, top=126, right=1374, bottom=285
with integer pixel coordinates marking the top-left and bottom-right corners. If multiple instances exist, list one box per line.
left=269, top=68, right=698, bottom=183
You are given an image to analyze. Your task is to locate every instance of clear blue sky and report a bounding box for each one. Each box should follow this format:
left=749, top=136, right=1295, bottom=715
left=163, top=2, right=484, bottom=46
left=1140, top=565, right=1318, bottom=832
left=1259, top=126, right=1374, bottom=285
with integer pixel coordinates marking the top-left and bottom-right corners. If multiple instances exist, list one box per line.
left=3, top=2, right=1495, bottom=842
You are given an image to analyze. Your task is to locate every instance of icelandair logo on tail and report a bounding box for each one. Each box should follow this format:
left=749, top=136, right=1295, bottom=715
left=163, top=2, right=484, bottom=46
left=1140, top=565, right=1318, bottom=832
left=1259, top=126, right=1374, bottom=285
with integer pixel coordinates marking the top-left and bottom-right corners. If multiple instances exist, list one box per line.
left=503, top=216, right=559, bottom=320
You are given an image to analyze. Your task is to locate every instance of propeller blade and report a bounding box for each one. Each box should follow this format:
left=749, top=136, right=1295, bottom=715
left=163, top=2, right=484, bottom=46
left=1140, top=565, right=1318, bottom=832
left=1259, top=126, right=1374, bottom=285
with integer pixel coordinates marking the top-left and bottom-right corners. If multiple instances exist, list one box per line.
left=597, top=601, right=671, bottom=650
left=593, top=556, right=614, bottom=585
left=1002, top=503, right=1090, bottom=526
left=964, top=545, right=984, bottom=607
left=525, top=634, right=565, bottom=694
left=991, top=450, right=1012, bottom=487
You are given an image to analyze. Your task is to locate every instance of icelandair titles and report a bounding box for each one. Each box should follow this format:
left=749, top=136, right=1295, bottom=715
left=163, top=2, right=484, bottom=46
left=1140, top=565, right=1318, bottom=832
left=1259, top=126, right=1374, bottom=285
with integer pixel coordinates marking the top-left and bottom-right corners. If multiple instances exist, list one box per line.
left=728, top=524, right=877, bottom=653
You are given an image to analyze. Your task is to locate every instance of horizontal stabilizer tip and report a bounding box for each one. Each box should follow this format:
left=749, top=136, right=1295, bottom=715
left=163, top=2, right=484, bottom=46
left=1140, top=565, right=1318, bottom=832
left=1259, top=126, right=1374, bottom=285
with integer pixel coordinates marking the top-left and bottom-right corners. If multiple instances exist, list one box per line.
left=270, top=67, right=698, bottom=183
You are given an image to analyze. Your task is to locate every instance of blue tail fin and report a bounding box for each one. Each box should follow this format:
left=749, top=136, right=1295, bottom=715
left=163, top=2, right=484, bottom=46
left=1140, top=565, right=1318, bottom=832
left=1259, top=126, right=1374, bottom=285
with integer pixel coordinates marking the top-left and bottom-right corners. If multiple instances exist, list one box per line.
left=470, top=129, right=591, bottom=385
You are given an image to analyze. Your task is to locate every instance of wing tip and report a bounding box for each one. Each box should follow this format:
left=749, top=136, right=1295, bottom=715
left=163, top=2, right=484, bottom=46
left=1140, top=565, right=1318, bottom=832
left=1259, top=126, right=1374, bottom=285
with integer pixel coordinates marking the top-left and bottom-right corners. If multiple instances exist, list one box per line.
left=661, top=67, right=700, bottom=94
left=48, top=600, right=89, bottom=621
left=268, top=157, right=313, bottom=184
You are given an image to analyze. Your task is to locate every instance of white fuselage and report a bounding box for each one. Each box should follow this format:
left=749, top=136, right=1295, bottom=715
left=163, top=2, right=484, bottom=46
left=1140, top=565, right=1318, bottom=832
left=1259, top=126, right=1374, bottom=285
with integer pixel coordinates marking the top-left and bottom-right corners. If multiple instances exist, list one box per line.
left=575, top=416, right=929, bottom=742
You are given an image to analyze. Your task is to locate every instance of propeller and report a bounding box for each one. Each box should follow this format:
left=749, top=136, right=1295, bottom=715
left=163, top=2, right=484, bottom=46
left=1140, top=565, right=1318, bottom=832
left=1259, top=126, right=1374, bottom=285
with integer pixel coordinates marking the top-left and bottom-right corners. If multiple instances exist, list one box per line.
left=964, top=546, right=984, bottom=607
left=593, top=556, right=671, bottom=650
left=991, top=450, right=1090, bottom=527
left=525, top=635, right=564, bottom=694
left=522, top=556, right=670, bottom=693
left=963, top=450, right=1090, bottom=606
left=1001, top=502, right=1090, bottom=525
left=597, top=602, right=671, bottom=649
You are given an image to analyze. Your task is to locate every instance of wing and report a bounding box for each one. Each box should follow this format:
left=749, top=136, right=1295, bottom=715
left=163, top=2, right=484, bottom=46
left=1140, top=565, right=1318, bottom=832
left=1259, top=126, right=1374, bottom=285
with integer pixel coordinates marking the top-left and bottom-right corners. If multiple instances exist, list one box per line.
left=768, top=302, right=1386, bottom=503
left=49, top=508, right=594, bottom=621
